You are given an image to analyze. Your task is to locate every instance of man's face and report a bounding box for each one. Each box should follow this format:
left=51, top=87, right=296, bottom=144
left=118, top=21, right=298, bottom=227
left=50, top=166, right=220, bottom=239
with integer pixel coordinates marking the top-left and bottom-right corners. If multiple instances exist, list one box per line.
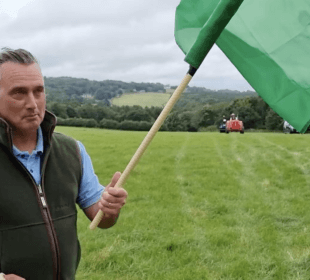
left=0, top=62, right=46, bottom=135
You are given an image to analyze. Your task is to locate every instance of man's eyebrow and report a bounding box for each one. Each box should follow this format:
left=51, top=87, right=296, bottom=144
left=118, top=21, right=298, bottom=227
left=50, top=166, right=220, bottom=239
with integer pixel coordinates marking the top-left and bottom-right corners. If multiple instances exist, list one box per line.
left=35, top=85, right=45, bottom=90
left=9, top=85, right=45, bottom=93
left=9, top=86, right=27, bottom=93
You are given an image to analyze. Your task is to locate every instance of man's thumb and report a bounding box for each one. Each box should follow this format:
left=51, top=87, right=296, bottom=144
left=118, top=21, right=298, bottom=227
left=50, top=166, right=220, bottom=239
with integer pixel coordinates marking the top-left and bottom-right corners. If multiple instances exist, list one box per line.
left=108, top=171, right=121, bottom=188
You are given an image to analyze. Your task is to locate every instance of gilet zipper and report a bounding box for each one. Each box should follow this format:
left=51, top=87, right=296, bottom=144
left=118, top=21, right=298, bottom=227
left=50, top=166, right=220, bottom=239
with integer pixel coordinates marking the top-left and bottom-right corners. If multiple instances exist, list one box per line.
left=16, top=163, right=61, bottom=280
left=40, top=136, right=61, bottom=280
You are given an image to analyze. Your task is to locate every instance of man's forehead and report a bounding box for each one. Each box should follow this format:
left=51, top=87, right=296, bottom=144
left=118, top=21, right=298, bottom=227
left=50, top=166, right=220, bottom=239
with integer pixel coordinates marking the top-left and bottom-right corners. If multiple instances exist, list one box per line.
left=0, top=62, right=44, bottom=87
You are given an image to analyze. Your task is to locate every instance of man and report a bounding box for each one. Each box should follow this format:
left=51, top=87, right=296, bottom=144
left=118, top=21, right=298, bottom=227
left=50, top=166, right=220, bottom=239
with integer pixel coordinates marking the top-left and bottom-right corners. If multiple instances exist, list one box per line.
left=0, top=48, right=128, bottom=280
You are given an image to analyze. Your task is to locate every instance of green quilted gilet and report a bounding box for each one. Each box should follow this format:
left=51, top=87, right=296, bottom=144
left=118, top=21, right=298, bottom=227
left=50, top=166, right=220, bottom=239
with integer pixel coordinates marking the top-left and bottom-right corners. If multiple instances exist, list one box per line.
left=0, top=111, right=82, bottom=280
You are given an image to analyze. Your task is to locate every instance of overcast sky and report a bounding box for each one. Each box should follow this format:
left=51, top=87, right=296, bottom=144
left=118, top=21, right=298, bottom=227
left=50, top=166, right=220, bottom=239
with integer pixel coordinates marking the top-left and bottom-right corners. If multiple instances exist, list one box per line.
left=1, top=0, right=254, bottom=91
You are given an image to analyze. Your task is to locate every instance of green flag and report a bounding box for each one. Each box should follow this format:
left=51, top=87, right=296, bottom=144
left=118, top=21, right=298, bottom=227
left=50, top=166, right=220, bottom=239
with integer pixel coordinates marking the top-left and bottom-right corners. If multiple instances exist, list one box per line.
left=175, top=0, right=310, bottom=133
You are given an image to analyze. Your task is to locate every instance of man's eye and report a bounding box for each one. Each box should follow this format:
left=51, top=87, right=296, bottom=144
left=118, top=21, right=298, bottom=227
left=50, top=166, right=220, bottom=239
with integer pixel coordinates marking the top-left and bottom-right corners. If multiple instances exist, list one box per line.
left=35, top=89, right=43, bottom=95
left=36, top=87, right=44, bottom=93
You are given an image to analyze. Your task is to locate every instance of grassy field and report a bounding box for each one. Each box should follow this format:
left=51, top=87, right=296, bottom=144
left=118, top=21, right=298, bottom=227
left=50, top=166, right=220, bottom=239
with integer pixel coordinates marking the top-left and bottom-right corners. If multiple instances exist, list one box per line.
left=55, top=127, right=310, bottom=279
left=111, top=92, right=171, bottom=107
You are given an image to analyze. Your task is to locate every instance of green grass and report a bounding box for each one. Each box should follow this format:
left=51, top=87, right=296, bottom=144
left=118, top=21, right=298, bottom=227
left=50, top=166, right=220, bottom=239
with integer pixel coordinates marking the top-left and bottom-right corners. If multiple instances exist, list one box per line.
left=55, top=127, right=310, bottom=279
left=111, top=92, right=171, bottom=107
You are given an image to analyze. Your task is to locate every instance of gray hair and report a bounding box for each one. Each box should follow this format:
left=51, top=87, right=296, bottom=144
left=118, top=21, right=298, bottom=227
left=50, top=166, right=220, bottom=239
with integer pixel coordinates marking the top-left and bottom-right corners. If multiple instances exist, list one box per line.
left=0, top=47, right=39, bottom=66
left=0, top=48, right=41, bottom=93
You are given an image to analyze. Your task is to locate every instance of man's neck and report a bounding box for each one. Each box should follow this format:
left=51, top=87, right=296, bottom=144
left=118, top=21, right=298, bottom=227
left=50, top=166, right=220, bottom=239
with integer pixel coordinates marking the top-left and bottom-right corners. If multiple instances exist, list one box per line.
left=13, top=129, right=38, bottom=154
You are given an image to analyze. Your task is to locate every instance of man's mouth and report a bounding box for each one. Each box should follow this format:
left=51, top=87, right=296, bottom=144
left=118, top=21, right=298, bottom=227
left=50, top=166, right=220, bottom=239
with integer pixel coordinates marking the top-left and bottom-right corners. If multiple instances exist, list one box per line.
left=25, top=115, right=38, bottom=119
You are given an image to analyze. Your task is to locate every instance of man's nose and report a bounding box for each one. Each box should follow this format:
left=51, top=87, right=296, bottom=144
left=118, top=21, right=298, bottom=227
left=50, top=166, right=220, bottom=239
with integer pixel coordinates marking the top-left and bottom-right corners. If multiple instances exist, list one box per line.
left=25, top=92, right=38, bottom=109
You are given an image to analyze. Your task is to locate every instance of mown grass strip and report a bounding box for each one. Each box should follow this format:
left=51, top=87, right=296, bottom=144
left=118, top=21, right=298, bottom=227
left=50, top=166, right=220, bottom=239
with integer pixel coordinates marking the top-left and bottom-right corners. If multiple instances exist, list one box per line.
left=111, top=93, right=171, bottom=107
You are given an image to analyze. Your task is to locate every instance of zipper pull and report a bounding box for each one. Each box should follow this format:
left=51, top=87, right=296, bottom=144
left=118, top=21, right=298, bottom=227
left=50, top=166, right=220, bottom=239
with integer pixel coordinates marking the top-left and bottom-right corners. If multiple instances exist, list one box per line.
left=38, top=184, right=47, bottom=208
left=41, top=196, right=47, bottom=208
left=38, top=184, right=43, bottom=194
left=40, top=196, right=47, bottom=208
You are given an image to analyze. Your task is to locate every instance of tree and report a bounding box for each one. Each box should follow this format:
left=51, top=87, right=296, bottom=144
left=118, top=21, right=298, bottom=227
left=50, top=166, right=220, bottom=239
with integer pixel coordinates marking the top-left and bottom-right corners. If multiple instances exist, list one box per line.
left=235, top=106, right=261, bottom=129
left=248, top=96, right=269, bottom=128
left=194, top=107, right=217, bottom=128
left=64, top=85, right=80, bottom=96
left=77, top=104, right=97, bottom=119
left=137, top=121, right=153, bottom=131
left=165, top=111, right=187, bottom=131
left=179, top=111, right=198, bottom=131
left=95, top=87, right=110, bottom=100
left=119, top=120, right=139, bottom=131
left=265, top=109, right=283, bottom=130
left=146, top=106, right=162, bottom=119
left=70, top=94, right=83, bottom=104
left=100, top=119, right=120, bottom=129
left=85, top=119, right=98, bottom=128
left=46, top=88, right=67, bottom=103
left=125, top=106, right=153, bottom=122
left=66, top=105, right=79, bottom=118
left=49, top=102, right=68, bottom=119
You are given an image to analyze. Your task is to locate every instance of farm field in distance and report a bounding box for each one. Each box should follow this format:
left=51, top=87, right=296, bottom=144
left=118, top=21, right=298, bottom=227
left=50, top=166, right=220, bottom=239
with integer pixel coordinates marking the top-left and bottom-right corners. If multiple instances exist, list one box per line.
left=111, top=92, right=171, bottom=107
left=55, top=126, right=310, bottom=280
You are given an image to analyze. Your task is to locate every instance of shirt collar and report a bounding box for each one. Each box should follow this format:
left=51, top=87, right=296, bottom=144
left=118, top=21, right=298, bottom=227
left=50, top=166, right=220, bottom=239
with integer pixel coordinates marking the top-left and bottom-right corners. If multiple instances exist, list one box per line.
left=12, top=126, right=44, bottom=157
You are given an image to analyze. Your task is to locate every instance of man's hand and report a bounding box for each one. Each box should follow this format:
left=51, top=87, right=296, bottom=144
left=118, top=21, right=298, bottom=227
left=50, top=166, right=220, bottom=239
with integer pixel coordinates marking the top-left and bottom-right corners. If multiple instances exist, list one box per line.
left=4, top=274, right=25, bottom=280
left=98, top=172, right=128, bottom=216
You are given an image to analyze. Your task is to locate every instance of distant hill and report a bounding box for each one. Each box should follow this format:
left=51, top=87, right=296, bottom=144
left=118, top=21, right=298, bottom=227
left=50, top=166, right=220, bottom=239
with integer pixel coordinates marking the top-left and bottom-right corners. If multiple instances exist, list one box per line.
left=44, top=76, right=258, bottom=107
left=175, top=88, right=257, bottom=109
left=44, top=76, right=166, bottom=102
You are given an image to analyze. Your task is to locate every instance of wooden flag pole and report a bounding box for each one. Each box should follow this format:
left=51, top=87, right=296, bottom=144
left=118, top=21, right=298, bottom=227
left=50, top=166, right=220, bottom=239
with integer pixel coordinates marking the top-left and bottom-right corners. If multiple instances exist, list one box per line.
left=89, top=67, right=196, bottom=230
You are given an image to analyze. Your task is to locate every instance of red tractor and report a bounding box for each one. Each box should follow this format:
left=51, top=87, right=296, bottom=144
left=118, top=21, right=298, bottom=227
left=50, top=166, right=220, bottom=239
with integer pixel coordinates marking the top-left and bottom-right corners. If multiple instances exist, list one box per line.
left=225, top=113, right=244, bottom=134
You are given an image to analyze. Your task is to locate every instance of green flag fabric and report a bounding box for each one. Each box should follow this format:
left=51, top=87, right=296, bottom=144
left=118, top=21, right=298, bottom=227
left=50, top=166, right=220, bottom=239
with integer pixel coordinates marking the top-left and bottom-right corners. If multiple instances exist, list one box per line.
left=175, top=0, right=310, bottom=133
left=175, top=0, right=244, bottom=70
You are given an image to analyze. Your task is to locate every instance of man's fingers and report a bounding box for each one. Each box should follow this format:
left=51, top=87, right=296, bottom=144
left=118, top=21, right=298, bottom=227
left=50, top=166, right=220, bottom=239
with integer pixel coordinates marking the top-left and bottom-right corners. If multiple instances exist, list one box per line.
left=102, top=200, right=122, bottom=209
left=107, top=187, right=128, bottom=198
left=99, top=196, right=127, bottom=216
left=102, top=192, right=126, bottom=204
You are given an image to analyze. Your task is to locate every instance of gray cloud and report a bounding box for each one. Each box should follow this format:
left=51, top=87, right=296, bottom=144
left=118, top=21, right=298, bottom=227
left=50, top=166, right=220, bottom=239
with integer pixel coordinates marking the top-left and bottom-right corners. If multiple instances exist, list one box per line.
left=1, top=0, right=253, bottom=90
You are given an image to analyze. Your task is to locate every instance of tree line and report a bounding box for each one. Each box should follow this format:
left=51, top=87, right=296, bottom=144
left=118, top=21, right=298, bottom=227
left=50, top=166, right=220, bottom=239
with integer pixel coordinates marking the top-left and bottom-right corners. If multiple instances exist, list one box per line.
left=47, top=95, right=285, bottom=132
